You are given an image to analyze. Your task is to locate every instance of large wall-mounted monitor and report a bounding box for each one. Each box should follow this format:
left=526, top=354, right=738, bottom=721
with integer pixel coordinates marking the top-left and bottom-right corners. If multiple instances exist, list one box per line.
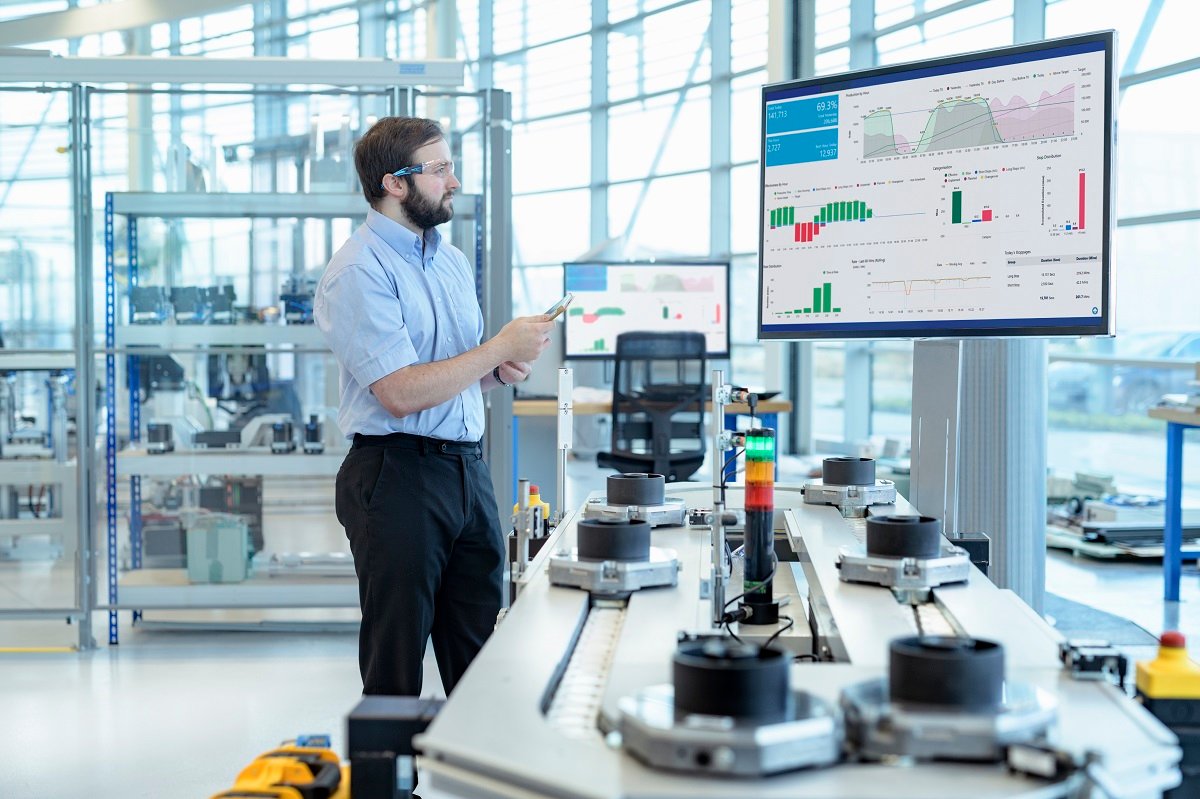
left=563, top=261, right=730, bottom=359
left=758, top=31, right=1115, bottom=340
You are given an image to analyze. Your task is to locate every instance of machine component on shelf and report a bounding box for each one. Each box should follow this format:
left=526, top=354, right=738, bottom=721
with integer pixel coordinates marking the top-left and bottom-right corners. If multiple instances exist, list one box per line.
left=266, top=551, right=354, bottom=578
left=280, top=276, right=317, bottom=324
left=1059, top=639, right=1129, bottom=686
left=548, top=517, right=678, bottom=595
left=617, top=637, right=841, bottom=777
left=302, top=414, right=324, bottom=454
left=802, top=456, right=897, bottom=517
left=193, top=430, right=242, bottom=449
left=146, top=421, right=174, bottom=454
left=1136, top=631, right=1200, bottom=797
left=184, top=513, right=253, bottom=583
left=185, top=513, right=253, bottom=583
left=836, top=515, right=972, bottom=595
left=199, top=476, right=264, bottom=552
left=270, top=418, right=296, bottom=454
left=841, top=636, right=1057, bottom=762
left=205, top=285, right=237, bottom=324
left=348, top=696, right=443, bottom=799
left=136, top=354, right=186, bottom=396
left=740, top=428, right=778, bottom=626
left=583, top=472, right=687, bottom=527
left=130, top=285, right=171, bottom=324
left=140, top=513, right=186, bottom=568
left=169, top=286, right=213, bottom=324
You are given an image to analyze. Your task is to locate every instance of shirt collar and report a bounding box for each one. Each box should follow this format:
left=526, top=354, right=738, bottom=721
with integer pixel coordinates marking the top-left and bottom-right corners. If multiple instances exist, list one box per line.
left=366, top=207, right=441, bottom=264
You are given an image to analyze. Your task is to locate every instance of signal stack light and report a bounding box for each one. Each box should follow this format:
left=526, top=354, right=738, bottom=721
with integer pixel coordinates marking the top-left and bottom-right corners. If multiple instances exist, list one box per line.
left=741, top=428, right=779, bottom=626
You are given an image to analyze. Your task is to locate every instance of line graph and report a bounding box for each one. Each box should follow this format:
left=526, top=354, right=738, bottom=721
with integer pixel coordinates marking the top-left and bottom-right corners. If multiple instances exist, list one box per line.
left=863, top=85, right=1075, bottom=159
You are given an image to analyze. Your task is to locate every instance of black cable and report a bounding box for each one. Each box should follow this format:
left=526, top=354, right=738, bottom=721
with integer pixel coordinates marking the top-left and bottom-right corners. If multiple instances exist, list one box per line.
left=761, top=615, right=794, bottom=651
left=794, top=653, right=819, bottom=662
left=718, top=445, right=744, bottom=506
left=724, top=618, right=745, bottom=645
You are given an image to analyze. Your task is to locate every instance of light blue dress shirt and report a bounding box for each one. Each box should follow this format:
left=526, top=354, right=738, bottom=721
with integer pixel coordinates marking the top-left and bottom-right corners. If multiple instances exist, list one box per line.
left=315, top=208, right=485, bottom=441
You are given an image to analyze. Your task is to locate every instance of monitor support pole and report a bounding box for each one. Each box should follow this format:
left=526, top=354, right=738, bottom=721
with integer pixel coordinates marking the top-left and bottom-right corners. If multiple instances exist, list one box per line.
left=909, top=340, right=963, bottom=536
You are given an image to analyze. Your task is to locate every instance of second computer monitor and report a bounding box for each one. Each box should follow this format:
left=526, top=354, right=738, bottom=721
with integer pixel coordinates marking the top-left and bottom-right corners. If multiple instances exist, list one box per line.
left=562, top=261, right=730, bottom=359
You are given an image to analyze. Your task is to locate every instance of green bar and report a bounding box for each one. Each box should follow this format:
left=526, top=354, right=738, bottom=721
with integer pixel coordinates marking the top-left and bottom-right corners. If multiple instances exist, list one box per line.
left=820, top=206, right=827, bottom=223
left=790, top=206, right=795, bottom=224
left=867, top=208, right=873, bottom=218
left=851, top=201, right=858, bottom=220
left=662, top=306, right=668, bottom=319
left=856, top=201, right=863, bottom=219
left=841, top=201, right=848, bottom=220
left=786, top=207, right=791, bottom=225
left=833, top=307, right=841, bottom=312
left=952, top=190, right=962, bottom=224
left=770, top=209, right=776, bottom=226
left=812, top=286, right=822, bottom=311
left=823, top=282, right=832, bottom=313
left=804, top=308, right=812, bottom=313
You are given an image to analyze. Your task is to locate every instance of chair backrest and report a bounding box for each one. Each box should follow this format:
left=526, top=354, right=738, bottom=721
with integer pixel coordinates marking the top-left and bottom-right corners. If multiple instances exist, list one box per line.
left=609, top=331, right=707, bottom=466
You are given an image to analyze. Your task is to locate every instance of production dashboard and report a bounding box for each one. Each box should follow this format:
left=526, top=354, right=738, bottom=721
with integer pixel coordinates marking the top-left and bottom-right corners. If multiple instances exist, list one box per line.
left=759, top=36, right=1112, bottom=338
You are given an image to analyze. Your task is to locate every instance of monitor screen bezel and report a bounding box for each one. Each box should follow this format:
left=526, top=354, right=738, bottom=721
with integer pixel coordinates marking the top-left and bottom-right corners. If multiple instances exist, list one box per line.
left=756, top=30, right=1116, bottom=341
left=561, top=259, right=733, bottom=360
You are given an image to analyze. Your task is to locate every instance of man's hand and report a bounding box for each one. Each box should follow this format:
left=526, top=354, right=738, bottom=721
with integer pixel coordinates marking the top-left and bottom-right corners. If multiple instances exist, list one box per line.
left=497, top=361, right=532, bottom=385
left=494, top=316, right=554, bottom=363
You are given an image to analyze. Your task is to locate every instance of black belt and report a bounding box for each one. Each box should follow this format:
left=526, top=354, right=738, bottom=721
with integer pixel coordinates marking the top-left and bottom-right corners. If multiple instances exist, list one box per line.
left=352, top=431, right=482, bottom=456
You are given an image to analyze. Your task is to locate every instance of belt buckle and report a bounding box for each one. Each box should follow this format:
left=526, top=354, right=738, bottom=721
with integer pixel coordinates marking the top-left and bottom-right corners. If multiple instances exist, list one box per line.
left=440, top=442, right=449, bottom=453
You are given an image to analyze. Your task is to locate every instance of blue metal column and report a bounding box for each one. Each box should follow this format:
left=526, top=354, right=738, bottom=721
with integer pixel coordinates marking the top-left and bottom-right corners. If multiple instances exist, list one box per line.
left=104, top=193, right=118, bottom=644
left=1164, top=422, right=1185, bottom=602
left=126, top=216, right=142, bottom=626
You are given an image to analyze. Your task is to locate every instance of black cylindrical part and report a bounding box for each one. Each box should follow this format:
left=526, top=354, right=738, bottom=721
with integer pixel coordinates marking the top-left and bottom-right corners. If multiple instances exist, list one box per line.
left=822, top=456, right=876, bottom=486
left=888, top=636, right=1005, bottom=710
left=673, top=639, right=790, bottom=722
left=576, top=518, right=651, bottom=562
left=305, top=414, right=322, bottom=443
left=741, top=509, right=776, bottom=623
left=606, top=473, right=665, bottom=506
left=272, top=419, right=293, bottom=443
left=147, top=422, right=171, bottom=444
left=866, top=515, right=943, bottom=559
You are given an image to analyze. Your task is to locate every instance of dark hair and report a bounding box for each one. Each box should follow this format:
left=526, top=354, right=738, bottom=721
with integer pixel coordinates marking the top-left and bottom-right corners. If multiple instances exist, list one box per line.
left=354, top=117, right=445, bottom=208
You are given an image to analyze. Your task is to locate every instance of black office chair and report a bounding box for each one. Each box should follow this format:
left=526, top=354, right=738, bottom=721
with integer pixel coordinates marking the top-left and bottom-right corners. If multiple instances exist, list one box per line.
left=597, top=331, right=707, bottom=482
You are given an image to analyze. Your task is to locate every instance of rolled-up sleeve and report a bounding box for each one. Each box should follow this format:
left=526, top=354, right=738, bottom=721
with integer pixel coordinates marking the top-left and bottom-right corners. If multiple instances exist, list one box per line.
left=315, top=263, right=419, bottom=388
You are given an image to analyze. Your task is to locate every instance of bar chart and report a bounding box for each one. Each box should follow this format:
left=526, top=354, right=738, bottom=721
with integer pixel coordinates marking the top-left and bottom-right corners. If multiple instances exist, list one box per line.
left=769, top=200, right=875, bottom=243
left=776, top=282, right=842, bottom=315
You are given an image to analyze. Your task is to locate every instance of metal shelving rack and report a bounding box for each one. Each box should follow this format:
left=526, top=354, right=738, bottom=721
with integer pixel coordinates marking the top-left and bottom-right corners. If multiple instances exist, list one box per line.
left=102, top=191, right=371, bottom=637
left=1, top=54, right=514, bottom=646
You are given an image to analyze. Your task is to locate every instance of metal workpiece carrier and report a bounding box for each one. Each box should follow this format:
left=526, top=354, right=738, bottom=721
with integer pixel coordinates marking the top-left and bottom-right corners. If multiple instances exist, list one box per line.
left=416, top=483, right=1180, bottom=799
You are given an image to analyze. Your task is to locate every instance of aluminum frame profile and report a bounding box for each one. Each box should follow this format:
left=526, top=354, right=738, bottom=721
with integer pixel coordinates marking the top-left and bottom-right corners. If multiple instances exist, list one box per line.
left=0, top=55, right=464, bottom=87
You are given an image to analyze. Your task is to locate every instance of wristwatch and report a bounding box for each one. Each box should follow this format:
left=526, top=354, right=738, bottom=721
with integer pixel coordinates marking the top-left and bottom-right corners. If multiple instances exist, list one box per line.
left=493, top=365, right=511, bottom=387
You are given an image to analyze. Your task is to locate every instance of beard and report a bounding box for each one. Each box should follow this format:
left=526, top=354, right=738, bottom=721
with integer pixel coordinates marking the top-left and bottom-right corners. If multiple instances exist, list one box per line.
left=402, top=187, right=454, bottom=229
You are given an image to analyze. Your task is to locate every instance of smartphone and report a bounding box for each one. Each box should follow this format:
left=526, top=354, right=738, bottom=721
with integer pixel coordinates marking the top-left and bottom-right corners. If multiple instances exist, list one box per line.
left=544, top=291, right=575, bottom=321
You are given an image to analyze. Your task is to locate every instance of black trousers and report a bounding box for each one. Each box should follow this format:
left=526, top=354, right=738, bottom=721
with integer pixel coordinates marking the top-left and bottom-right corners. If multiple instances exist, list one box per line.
left=335, top=432, right=505, bottom=696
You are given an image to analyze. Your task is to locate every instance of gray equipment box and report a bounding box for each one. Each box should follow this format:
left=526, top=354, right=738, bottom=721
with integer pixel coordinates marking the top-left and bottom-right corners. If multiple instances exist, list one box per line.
left=186, top=514, right=252, bottom=583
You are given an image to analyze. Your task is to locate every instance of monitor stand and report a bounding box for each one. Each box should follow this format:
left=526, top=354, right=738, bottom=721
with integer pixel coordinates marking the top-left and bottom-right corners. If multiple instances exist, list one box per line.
left=909, top=339, right=1047, bottom=612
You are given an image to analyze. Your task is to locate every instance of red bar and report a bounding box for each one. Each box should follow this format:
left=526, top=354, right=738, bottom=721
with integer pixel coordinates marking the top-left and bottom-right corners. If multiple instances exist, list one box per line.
left=804, top=223, right=811, bottom=242
left=813, top=222, right=821, bottom=237
left=1078, top=172, right=1086, bottom=231
left=794, top=223, right=802, bottom=242
left=982, top=208, right=993, bottom=222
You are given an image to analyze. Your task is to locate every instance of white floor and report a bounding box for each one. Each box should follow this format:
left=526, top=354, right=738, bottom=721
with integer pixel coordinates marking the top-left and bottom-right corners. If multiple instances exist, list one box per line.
left=3, top=454, right=1200, bottom=798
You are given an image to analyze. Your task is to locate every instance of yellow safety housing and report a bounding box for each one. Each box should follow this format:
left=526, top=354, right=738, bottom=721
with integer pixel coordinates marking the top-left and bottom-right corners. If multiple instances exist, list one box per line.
left=1136, top=633, right=1200, bottom=700
left=211, top=743, right=349, bottom=799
